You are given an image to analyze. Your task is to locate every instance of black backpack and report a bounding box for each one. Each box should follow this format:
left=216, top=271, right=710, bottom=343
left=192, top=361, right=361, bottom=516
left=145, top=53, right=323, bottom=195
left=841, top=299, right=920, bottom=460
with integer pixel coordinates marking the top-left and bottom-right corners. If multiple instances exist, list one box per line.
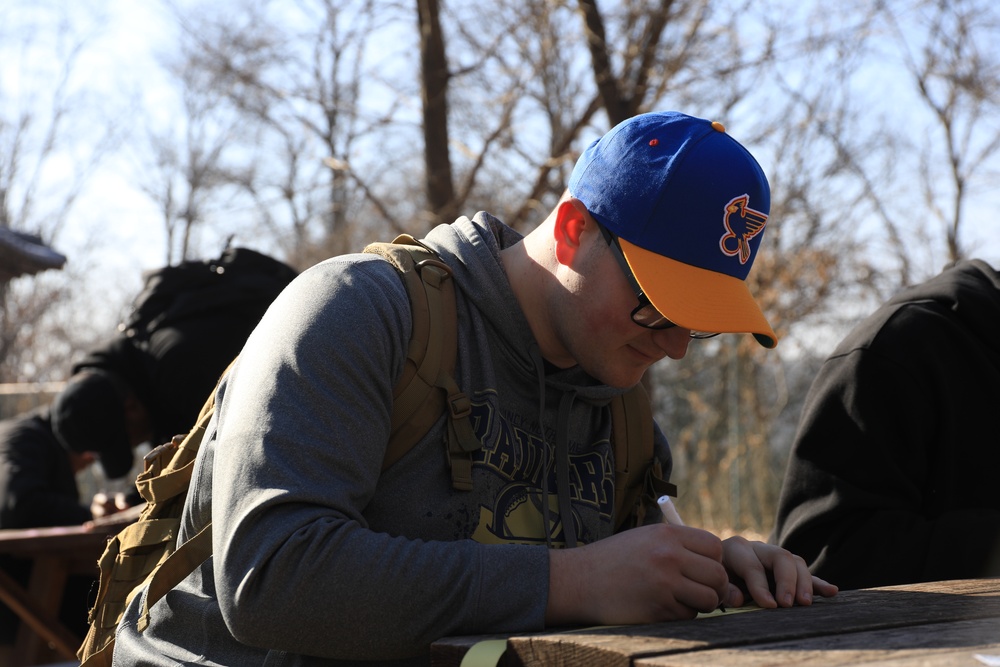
left=119, top=247, right=298, bottom=342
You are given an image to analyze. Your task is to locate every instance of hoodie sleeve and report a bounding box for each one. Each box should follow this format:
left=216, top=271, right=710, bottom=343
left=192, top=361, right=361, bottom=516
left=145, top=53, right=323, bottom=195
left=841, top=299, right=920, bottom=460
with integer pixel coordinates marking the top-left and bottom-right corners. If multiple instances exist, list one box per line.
left=208, top=255, right=548, bottom=661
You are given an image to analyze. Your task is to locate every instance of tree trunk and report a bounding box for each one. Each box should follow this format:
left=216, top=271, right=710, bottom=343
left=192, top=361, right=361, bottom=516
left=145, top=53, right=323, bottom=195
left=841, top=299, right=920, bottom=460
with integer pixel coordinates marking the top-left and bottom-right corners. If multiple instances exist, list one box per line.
left=417, top=0, right=455, bottom=226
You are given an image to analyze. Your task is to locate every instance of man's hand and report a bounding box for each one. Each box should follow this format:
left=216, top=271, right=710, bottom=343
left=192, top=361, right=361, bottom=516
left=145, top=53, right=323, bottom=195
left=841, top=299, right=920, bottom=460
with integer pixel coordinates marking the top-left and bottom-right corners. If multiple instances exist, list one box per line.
left=720, top=536, right=838, bottom=609
left=547, top=523, right=730, bottom=626
left=545, top=527, right=838, bottom=628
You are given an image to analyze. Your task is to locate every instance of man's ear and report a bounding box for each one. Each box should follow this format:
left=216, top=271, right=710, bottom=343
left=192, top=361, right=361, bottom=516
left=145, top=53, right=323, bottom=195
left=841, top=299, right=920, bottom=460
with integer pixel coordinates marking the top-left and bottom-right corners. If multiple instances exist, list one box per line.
left=553, top=198, right=590, bottom=267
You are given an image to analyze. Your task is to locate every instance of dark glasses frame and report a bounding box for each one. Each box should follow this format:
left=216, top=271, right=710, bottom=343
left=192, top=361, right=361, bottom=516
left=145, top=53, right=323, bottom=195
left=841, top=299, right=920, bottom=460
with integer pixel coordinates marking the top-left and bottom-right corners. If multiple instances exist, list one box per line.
left=596, top=223, right=719, bottom=338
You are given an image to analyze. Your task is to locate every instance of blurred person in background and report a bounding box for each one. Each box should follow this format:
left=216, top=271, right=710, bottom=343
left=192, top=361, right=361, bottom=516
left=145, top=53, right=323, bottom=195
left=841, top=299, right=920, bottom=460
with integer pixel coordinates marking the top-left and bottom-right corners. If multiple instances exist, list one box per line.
left=0, top=246, right=296, bottom=652
left=0, top=388, right=141, bottom=651
left=773, top=259, right=1000, bottom=589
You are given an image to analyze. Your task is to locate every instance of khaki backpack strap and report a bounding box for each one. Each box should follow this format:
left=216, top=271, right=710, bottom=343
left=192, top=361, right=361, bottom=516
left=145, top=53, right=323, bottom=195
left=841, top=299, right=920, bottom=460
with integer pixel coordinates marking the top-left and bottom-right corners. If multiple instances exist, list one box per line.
left=131, top=387, right=221, bottom=631
left=79, top=360, right=237, bottom=664
left=137, top=521, right=214, bottom=632
left=363, top=234, right=479, bottom=490
left=610, top=383, right=675, bottom=531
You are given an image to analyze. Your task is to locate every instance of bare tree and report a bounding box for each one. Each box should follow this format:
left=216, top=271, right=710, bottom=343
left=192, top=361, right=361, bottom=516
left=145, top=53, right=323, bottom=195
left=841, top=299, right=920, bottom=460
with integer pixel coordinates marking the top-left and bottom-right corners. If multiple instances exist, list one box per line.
left=575, top=0, right=682, bottom=125
left=0, top=4, right=122, bottom=382
left=882, top=0, right=1000, bottom=270
left=417, top=0, right=457, bottom=223
left=133, top=59, right=243, bottom=264
left=160, top=0, right=405, bottom=267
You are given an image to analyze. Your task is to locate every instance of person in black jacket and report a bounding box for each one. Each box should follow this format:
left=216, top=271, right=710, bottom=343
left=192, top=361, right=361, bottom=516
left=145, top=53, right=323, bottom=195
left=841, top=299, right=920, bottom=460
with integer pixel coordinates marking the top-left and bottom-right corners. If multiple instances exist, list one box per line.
left=0, top=247, right=297, bottom=648
left=0, top=407, right=111, bottom=645
left=772, top=259, right=1000, bottom=590
left=51, top=247, right=299, bottom=469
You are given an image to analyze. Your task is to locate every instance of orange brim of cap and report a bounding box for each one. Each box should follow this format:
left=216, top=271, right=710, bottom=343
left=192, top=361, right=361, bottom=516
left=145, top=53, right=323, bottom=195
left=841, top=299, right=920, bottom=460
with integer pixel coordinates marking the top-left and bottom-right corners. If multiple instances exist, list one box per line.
left=619, top=238, right=778, bottom=348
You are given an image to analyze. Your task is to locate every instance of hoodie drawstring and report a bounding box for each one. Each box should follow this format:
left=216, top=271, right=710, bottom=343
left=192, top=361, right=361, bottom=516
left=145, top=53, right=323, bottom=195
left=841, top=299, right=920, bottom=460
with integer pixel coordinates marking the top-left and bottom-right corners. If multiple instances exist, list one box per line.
left=530, top=345, right=554, bottom=549
left=529, top=344, right=578, bottom=549
left=556, top=390, right=578, bottom=548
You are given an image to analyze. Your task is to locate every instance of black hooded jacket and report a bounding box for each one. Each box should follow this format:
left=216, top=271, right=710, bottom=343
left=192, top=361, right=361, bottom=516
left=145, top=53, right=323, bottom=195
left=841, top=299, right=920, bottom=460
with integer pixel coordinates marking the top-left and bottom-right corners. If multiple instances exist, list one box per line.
left=0, top=408, right=94, bottom=642
left=772, top=259, right=1000, bottom=589
left=0, top=408, right=91, bottom=530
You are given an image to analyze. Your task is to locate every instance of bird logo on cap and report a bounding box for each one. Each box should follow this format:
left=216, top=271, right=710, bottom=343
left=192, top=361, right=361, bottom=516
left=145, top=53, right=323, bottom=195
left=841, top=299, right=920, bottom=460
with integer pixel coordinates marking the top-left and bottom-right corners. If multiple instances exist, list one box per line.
left=719, top=194, right=768, bottom=264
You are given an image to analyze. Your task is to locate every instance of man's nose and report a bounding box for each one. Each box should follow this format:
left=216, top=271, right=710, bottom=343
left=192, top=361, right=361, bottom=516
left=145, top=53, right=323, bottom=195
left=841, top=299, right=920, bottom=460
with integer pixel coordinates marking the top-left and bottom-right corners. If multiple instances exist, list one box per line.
left=651, top=326, right=692, bottom=360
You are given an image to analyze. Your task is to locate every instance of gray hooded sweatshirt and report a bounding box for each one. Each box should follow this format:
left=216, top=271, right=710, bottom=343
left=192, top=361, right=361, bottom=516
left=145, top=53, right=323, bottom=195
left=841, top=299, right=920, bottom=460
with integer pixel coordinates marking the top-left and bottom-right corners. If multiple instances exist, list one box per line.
left=112, top=213, right=672, bottom=666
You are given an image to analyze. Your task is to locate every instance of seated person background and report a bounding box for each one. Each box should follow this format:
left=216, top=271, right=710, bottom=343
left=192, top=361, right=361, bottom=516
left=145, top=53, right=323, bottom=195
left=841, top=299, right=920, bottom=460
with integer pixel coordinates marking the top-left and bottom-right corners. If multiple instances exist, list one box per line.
left=0, top=393, right=139, bottom=648
left=0, top=246, right=297, bottom=650
left=54, top=246, right=298, bottom=458
left=772, top=258, right=1000, bottom=590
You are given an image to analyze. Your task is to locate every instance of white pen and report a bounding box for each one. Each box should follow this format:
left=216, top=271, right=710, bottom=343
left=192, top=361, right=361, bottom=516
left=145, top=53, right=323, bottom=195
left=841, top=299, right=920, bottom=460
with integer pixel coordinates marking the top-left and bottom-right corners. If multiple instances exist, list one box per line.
left=657, top=494, right=685, bottom=526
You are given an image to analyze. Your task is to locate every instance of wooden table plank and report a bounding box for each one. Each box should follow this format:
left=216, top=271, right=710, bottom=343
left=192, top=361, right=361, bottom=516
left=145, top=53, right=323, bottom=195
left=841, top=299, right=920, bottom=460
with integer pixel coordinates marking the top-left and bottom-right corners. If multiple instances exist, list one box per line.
left=433, top=579, right=1000, bottom=667
left=641, top=617, right=1000, bottom=666
left=0, top=522, right=127, bottom=665
left=0, top=524, right=114, bottom=557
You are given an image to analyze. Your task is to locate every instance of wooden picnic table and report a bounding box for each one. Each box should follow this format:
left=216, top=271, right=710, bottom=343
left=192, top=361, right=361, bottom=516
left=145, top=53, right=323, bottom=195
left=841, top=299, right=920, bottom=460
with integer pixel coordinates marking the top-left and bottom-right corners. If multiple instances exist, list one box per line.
left=0, top=510, right=140, bottom=666
left=431, top=577, right=1000, bottom=666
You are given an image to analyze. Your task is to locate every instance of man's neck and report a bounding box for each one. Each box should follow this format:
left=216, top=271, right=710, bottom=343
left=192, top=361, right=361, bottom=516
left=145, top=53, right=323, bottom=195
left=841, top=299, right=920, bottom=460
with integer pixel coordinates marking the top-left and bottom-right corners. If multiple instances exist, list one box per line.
left=500, top=235, right=575, bottom=369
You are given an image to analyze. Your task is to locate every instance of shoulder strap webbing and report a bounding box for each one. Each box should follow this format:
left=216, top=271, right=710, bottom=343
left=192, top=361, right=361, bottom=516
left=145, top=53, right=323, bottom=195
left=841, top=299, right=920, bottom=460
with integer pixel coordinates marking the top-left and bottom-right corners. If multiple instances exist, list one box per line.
left=610, top=382, right=676, bottom=531
left=137, top=522, right=212, bottom=632
left=79, top=384, right=221, bottom=665
left=134, top=389, right=220, bottom=632
left=362, top=234, right=480, bottom=490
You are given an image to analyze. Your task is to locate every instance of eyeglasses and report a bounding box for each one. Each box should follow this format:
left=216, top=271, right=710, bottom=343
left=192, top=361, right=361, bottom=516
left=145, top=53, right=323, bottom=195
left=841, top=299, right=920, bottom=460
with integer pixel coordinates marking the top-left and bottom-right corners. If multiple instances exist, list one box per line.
left=597, top=224, right=720, bottom=339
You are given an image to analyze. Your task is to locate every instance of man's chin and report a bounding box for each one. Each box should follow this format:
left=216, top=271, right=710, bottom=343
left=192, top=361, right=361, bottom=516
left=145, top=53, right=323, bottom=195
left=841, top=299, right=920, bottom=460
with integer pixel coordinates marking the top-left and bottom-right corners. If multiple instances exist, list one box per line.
left=595, top=366, right=647, bottom=390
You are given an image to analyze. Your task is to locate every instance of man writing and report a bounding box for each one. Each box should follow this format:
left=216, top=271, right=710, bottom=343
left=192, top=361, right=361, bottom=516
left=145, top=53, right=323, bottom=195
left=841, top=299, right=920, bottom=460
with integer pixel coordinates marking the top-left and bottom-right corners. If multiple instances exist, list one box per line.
left=113, top=111, right=836, bottom=666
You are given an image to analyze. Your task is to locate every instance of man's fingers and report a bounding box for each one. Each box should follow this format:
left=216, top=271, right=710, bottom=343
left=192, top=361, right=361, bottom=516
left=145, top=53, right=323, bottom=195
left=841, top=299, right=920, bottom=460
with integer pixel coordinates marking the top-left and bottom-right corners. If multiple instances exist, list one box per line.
left=670, top=524, right=724, bottom=561
left=721, top=536, right=777, bottom=608
left=722, top=538, right=839, bottom=609
left=676, top=578, right=729, bottom=614
left=767, top=548, right=805, bottom=607
left=811, top=575, right=839, bottom=600
left=668, top=525, right=731, bottom=608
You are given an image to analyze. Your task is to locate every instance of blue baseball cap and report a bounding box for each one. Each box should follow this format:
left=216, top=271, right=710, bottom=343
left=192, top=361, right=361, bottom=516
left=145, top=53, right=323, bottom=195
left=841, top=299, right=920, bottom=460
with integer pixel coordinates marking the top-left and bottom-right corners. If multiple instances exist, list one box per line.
left=568, top=111, right=777, bottom=348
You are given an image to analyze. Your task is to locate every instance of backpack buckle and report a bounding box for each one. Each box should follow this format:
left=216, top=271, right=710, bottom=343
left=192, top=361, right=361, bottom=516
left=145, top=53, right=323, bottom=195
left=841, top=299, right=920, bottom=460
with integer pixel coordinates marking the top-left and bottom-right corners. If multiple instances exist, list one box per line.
left=414, top=259, right=452, bottom=289
left=448, top=392, right=472, bottom=419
